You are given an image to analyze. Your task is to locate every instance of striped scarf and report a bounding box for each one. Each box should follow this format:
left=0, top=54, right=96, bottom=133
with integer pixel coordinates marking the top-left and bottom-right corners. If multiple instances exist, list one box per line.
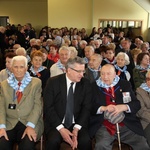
left=140, top=83, right=150, bottom=93
left=88, top=65, right=101, bottom=79
left=29, top=65, right=45, bottom=75
left=96, top=75, right=120, bottom=88
left=104, top=58, right=116, bottom=65
left=114, top=65, right=130, bottom=81
left=56, top=60, right=66, bottom=72
left=83, top=57, right=88, bottom=64
left=135, top=65, right=150, bottom=71
left=7, top=72, right=32, bottom=92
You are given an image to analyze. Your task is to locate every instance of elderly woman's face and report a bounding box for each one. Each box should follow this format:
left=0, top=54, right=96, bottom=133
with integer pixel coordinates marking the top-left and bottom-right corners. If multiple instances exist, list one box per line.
left=116, top=55, right=126, bottom=67
left=31, top=56, right=43, bottom=69
left=11, top=60, right=27, bottom=81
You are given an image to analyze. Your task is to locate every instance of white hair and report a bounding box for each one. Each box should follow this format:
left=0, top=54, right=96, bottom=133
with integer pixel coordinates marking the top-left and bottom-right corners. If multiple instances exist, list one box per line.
left=115, top=52, right=130, bottom=65
left=59, top=46, right=70, bottom=55
left=68, top=46, right=78, bottom=58
left=11, top=55, right=28, bottom=68
left=85, top=45, right=95, bottom=52
left=79, top=40, right=87, bottom=46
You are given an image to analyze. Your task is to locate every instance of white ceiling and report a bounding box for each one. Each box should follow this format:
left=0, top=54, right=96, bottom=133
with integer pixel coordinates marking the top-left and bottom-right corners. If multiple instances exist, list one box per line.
left=134, top=0, right=150, bottom=13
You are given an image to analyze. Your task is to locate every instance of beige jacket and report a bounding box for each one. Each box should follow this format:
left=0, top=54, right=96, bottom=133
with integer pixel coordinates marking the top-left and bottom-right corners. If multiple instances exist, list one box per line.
left=0, top=77, right=44, bottom=139
left=136, top=87, right=150, bottom=129
left=0, top=69, right=9, bottom=83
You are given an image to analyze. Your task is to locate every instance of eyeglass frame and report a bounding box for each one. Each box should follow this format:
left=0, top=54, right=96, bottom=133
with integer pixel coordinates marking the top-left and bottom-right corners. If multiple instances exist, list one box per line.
left=69, top=67, right=85, bottom=74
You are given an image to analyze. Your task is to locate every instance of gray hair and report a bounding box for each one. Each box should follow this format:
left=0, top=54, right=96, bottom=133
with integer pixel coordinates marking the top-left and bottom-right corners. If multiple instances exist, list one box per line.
left=16, top=47, right=27, bottom=56
left=84, top=45, right=95, bottom=52
left=68, top=46, right=78, bottom=58
left=65, top=56, right=86, bottom=70
left=11, top=55, right=28, bottom=68
left=30, top=38, right=37, bottom=43
left=115, top=52, right=130, bottom=65
left=79, top=40, right=87, bottom=46
left=91, top=53, right=103, bottom=63
left=59, top=46, right=70, bottom=55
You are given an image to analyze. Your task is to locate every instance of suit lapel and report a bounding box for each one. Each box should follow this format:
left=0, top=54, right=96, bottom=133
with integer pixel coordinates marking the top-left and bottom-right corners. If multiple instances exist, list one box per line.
left=60, top=75, right=67, bottom=106
left=114, top=82, right=123, bottom=103
left=74, top=81, right=82, bottom=100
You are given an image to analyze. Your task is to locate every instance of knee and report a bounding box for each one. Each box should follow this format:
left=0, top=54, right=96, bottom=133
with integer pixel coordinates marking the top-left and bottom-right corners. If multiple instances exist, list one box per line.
left=94, top=139, right=111, bottom=150
left=78, top=136, right=92, bottom=150
left=19, top=136, right=35, bottom=150
left=0, top=137, right=12, bottom=149
left=45, top=135, right=61, bottom=150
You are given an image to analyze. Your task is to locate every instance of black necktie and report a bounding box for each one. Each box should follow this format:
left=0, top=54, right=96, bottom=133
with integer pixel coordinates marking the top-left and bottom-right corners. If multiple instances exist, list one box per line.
left=64, top=82, right=74, bottom=128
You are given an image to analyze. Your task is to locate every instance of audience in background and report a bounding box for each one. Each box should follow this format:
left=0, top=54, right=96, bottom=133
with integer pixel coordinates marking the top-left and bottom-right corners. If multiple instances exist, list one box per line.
left=40, top=48, right=54, bottom=69
left=114, top=52, right=131, bottom=81
left=85, top=53, right=102, bottom=83
left=84, top=46, right=95, bottom=65
left=28, top=50, right=50, bottom=93
left=50, top=46, right=70, bottom=77
left=0, top=52, right=16, bottom=83
left=130, top=48, right=142, bottom=66
left=101, top=45, right=116, bottom=66
left=1, top=23, right=150, bottom=149
left=133, top=52, right=150, bottom=89
left=47, top=45, right=59, bottom=63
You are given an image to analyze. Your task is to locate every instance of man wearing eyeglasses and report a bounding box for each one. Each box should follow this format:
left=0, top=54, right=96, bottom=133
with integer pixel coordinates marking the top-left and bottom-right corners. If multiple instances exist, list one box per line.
left=43, top=56, right=92, bottom=150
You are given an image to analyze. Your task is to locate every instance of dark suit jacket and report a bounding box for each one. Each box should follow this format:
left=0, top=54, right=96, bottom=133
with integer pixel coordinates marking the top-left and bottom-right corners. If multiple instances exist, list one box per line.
left=89, top=79, right=144, bottom=138
left=43, top=74, right=92, bottom=134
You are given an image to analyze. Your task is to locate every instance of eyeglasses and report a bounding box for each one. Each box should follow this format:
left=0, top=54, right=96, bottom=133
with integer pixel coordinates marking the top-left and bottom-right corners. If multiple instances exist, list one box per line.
left=70, top=67, right=85, bottom=73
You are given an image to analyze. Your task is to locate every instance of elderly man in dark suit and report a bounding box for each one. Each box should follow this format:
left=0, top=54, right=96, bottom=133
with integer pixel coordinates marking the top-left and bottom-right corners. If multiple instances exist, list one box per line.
left=44, top=56, right=92, bottom=150
left=89, top=64, right=150, bottom=150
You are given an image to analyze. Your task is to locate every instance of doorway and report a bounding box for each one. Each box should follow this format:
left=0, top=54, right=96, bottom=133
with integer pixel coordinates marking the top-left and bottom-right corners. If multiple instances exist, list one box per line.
left=0, top=16, right=9, bottom=26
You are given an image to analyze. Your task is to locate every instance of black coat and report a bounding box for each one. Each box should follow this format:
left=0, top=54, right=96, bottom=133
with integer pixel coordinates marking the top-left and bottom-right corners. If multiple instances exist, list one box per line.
left=89, top=79, right=144, bottom=138
left=16, top=31, right=26, bottom=48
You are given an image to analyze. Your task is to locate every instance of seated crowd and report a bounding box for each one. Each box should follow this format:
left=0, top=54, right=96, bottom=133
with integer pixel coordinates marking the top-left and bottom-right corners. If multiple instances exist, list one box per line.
left=0, top=23, right=150, bottom=150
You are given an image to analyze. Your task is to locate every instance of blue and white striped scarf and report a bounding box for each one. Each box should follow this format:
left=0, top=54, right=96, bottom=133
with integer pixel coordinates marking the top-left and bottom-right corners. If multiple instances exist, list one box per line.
left=135, top=65, right=150, bottom=70
left=96, top=75, right=120, bottom=88
left=56, top=60, right=66, bottom=72
left=7, top=72, right=32, bottom=92
left=88, top=65, right=101, bottom=79
left=114, top=65, right=130, bottom=81
left=114, top=65, right=127, bottom=73
left=29, top=65, right=45, bottom=75
left=104, top=58, right=116, bottom=65
left=140, top=83, right=150, bottom=93
left=83, top=57, right=88, bottom=64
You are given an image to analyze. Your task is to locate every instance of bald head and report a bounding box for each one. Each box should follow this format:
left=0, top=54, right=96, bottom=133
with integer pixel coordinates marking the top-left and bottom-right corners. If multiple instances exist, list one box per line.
left=100, top=64, right=116, bottom=85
